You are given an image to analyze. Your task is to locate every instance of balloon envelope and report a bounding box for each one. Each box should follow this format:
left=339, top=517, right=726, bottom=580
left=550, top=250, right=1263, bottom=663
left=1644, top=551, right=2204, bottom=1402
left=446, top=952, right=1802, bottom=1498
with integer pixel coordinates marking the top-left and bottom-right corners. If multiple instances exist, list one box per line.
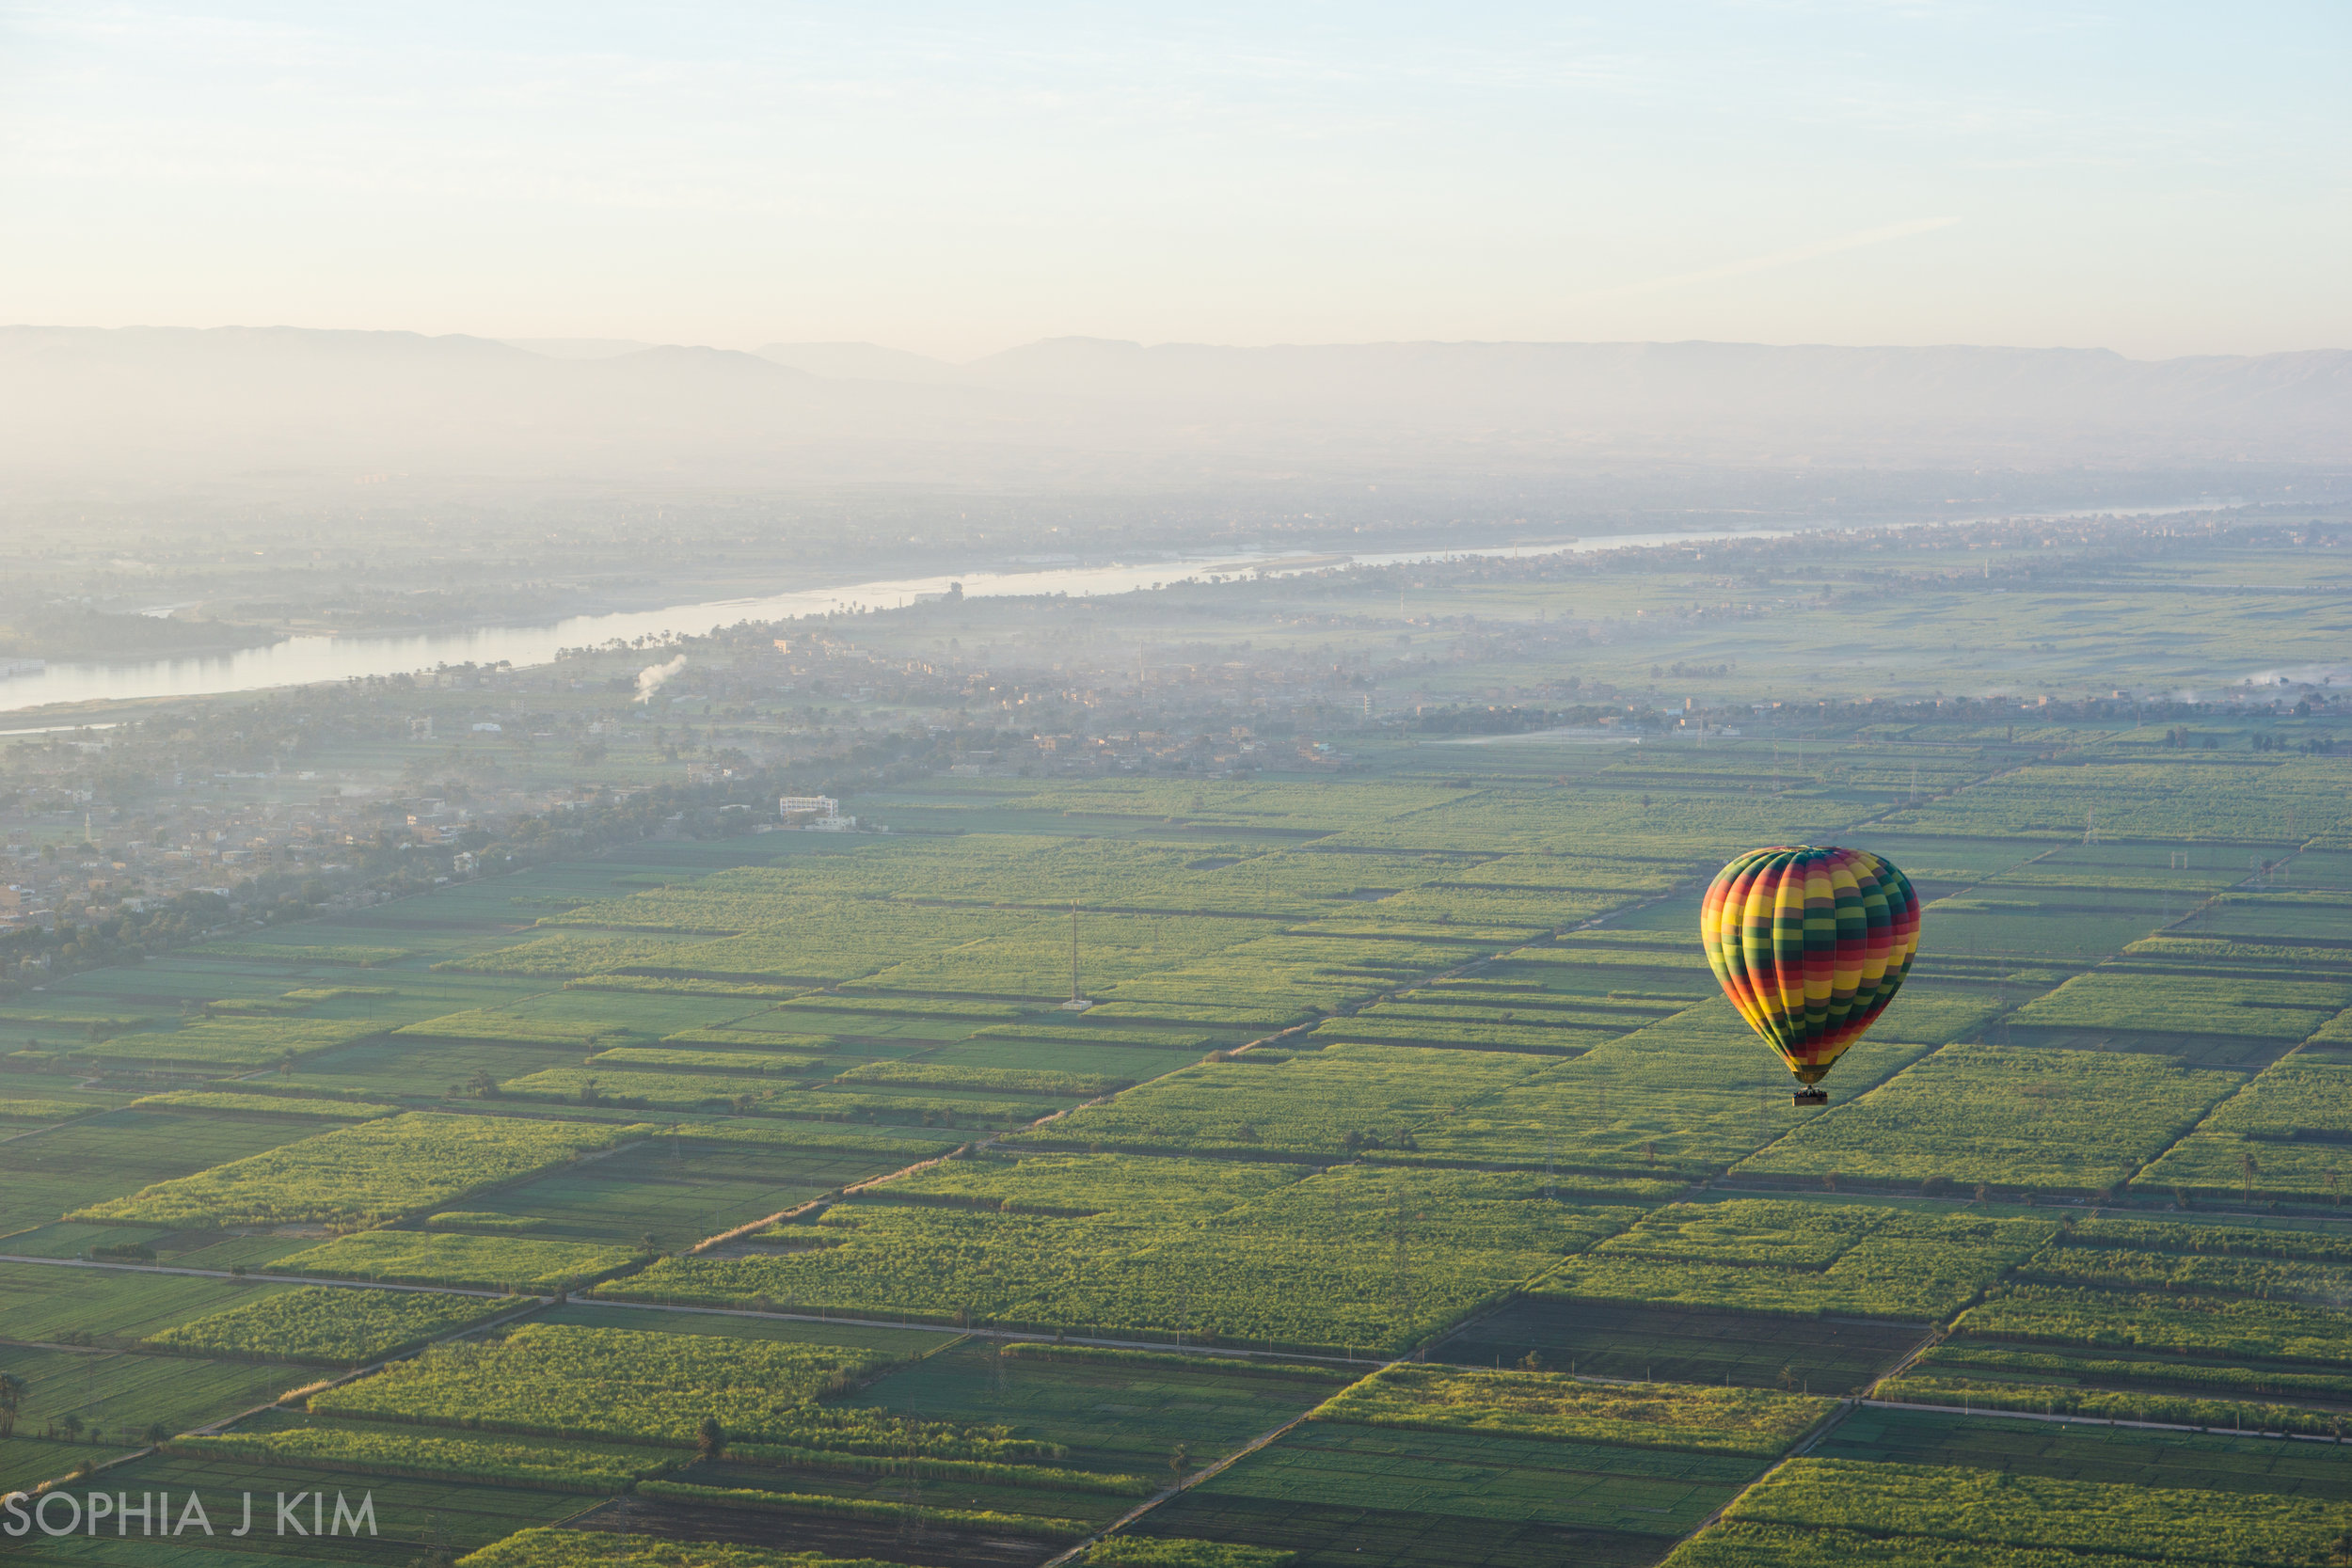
left=1700, top=846, right=1921, bottom=1085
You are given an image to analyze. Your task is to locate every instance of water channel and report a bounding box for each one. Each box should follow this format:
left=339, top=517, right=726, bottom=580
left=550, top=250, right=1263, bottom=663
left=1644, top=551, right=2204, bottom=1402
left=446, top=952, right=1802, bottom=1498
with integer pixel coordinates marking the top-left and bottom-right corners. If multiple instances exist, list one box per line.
left=0, top=502, right=2233, bottom=718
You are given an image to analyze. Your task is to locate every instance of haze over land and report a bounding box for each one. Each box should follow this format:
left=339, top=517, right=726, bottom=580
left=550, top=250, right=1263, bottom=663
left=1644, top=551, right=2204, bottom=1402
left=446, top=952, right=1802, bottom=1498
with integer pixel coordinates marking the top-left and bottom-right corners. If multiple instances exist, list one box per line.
left=4, top=327, right=2346, bottom=499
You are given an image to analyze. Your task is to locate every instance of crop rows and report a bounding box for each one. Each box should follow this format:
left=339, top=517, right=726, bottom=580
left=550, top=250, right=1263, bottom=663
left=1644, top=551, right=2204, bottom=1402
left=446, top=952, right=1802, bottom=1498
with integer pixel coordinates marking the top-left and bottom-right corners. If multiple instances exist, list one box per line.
left=1953, top=1282, right=2352, bottom=1365
left=661, top=1027, right=835, bottom=1050
left=834, top=1060, right=1122, bottom=1097
left=146, top=1284, right=510, bottom=1363
left=442, top=934, right=734, bottom=976
left=127, top=1090, right=396, bottom=1118
left=1311, top=1363, right=1828, bottom=1455
left=1014, top=1040, right=1540, bottom=1159
left=2012, top=969, right=2351, bottom=1039
left=1538, top=1199, right=2056, bottom=1321
left=1879, top=758, right=2352, bottom=843
left=1701, top=1456, right=2346, bottom=1564
left=190, top=942, right=413, bottom=965
left=71, top=1112, right=635, bottom=1227
left=167, top=1427, right=670, bottom=1492
left=0, top=1097, right=103, bottom=1119
left=311, top=1323, right=895, bottom=1445
left=2135, top=1055, right=2352, bottom=1200
left=1874, top=1374, right=2346, bottom=1437
left=458, top=1529, right=908, bottom=1568
left=1908, top=1340, right=2352, bottom=1402
left=397, top=1010, right=627, bottom=1046
left=2016, top=1243, right=2352, bottom=1302
left=586, top=1046, right=823, bottom=1074
left=498, top=1068, right=820, bottom=1109
left=1736, top=1045, right=2240, bottom=1194
left=569, top=974, right=810, bottom=998
left=611, top=1155, right=1650, bottom=1354
left=267, top=1230, right=644, bottom=1291
left=77, top=1016, right=382, bottom=1066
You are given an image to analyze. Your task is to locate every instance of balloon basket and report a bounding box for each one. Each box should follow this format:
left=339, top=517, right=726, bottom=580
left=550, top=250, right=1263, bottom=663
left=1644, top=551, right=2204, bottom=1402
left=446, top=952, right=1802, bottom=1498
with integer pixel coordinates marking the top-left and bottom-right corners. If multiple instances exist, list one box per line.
left=1792, top=1087, right=1828, bottom=1107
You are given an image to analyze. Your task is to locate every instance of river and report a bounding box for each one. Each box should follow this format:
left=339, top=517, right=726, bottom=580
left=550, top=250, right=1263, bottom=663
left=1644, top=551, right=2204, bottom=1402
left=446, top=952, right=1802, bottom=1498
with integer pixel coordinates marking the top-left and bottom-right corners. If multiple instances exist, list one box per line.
left=0, top=503, right=2235, bottom=718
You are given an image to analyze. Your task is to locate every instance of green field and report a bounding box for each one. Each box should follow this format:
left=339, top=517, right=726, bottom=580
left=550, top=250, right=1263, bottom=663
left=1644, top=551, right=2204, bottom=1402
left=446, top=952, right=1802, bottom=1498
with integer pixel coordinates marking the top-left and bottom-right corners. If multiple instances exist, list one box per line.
left=437, top=1136, right=899, bottom=1251
left=68, top=1112, right=642, bottom=1228
left=461, top=1529, right=909, bottom=1568
left=0, top=1346, right=289, bottom=1488
left=1735, top=1046, right=2241, bottom=1195
left=1139, top=1422, right=1757, bottom=1568
left=0, top=1260, right=299, bottom=1341
left=1534, top=1197, right=2058, bottom=1320
left=13, top=680, right=2352, bottom=1565
left=145, top=1284, right=515, bottom=1363
left=11, top=1448, right=596, bottom=1564
left=1814, top=1405, right=2352, bottom=1497
left=266, top=1231, right=642, bottom=1292
left=610, top=1154, right=1652, bottom=1354
left=1310, top=1364, right=1828, bottom=1456
left=0, top=1106, right=331, bottom=1235
left=846, top=1337, right=1351, bottom=1475
left=1433, top=1297, right=1922, bottom=1395
left=1680, top=1454, right=2352, bottom=1566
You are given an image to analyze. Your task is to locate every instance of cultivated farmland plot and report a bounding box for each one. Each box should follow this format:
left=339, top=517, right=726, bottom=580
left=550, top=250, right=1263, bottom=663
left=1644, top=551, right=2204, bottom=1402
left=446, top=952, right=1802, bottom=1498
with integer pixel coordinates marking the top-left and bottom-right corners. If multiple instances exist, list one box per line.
left=12, top=743, right=2352, bottom=1565
left=1734, top=1045, right=2242, bottom=1196
left=0, top=1105, right=329, bottom=1235
left=608, top=1153, right=1659, bottom=1354
left=1537, top=1197, right=2058, bottom=1321
left=68, top=1112, right=642, bottom=1229
left=1140, top=1422, right=1756, bottom=1567
left=1672, top=1455, right=2351, bottom=1567
left=2135, top=1054, right=2352, bottom=1201
left=1810, top=1405, right=2352, bottom=1498
left=146, top=1284, right=515, bottom=1363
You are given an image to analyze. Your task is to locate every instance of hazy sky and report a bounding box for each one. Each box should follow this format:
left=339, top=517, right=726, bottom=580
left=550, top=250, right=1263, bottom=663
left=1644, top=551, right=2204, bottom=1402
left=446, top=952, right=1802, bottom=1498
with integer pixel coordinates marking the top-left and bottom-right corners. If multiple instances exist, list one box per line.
left=3, top=3, right=2344, bottom=359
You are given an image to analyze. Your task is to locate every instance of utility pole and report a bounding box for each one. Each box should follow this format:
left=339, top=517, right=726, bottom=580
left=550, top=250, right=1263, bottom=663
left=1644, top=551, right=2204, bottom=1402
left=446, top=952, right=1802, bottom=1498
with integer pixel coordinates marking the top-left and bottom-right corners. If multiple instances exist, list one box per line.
left=1392, top=1196, right=1417, bottom=1331
left=1066, top=902, right=1085, bottom=1007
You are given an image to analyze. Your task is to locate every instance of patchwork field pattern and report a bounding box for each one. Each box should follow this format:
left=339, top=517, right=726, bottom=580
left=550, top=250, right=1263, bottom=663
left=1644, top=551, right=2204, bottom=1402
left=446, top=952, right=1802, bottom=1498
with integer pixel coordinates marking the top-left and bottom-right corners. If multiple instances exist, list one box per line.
left=11, top=743, right=2352, bottom=1567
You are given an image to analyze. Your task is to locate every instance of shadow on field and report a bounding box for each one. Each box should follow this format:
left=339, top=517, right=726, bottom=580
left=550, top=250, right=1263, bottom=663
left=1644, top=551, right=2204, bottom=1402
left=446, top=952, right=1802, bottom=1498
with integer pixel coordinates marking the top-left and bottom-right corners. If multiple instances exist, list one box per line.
left=566, top=1496, right=1058, bottom=1567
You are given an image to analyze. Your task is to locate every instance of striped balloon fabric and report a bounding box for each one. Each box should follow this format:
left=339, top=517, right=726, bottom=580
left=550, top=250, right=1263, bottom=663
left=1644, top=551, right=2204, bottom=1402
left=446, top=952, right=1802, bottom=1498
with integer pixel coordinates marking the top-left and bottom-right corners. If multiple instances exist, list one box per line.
left=1699, top=846, right=1922, bottom=1085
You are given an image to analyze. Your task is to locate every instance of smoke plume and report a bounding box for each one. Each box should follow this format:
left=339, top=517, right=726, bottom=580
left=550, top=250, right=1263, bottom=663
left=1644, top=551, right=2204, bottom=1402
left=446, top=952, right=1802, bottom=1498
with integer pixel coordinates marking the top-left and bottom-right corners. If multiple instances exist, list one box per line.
left=634, top=654, right=688, bottom=704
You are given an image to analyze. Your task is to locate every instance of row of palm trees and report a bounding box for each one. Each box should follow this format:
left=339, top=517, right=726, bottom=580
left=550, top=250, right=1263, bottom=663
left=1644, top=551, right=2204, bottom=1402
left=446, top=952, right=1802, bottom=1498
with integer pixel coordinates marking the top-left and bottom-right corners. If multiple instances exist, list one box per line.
left=0, top=1374, right=171, bottom=1449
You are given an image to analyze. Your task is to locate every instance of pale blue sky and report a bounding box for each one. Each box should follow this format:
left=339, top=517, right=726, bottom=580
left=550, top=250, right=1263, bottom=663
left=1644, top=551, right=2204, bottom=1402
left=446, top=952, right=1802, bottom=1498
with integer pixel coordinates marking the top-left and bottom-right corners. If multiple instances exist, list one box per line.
left=2, top=3, right=2344, bottom=357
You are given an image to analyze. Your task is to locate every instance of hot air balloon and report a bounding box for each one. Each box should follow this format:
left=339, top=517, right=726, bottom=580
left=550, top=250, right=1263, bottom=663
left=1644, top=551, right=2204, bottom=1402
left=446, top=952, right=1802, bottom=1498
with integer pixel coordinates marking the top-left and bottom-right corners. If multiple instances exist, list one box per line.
left=1700, top=846, right=1920, bottom=1106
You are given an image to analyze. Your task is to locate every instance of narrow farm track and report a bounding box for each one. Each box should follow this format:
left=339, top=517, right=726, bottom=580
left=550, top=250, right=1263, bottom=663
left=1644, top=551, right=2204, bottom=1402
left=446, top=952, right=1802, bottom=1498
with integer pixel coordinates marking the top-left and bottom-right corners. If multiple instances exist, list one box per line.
left=18, top=722, right=2343, bottom=1568
left=2, top=1280, right=550, bottom=1503
left=0, top=1251, right=527, bottom=1297
left=1857, top=1396, right=2352, bottom=1443
left=1036, top=1354, right=1409, bottom=1568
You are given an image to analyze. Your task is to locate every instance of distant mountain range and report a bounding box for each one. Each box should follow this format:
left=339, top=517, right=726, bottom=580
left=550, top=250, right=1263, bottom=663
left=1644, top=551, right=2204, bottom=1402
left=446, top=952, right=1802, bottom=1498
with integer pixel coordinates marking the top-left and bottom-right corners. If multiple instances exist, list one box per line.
left=0, top=325, right=2342, bottom=497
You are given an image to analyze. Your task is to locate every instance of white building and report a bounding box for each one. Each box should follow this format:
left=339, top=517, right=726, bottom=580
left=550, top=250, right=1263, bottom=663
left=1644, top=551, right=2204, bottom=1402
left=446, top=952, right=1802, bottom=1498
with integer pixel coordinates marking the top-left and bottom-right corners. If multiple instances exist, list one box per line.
left=779, top=795, right=856, bottom=831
